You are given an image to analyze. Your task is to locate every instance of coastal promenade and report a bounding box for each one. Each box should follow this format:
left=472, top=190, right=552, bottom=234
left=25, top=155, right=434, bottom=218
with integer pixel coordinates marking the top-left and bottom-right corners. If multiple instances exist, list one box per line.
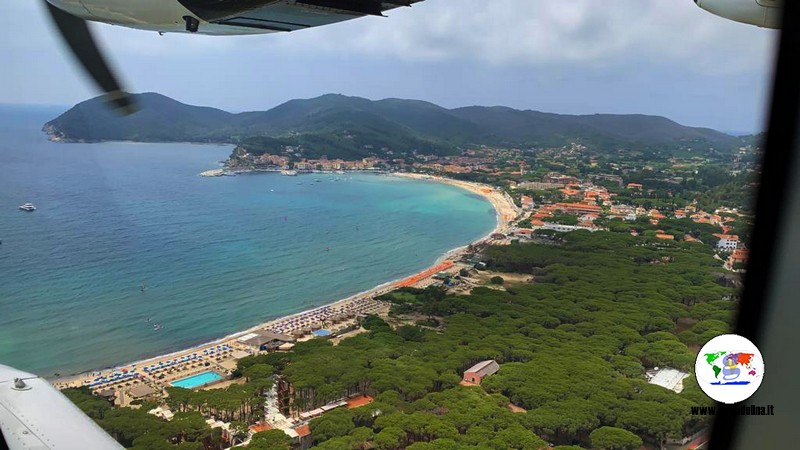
left=53, top=174, right=519, bottom=402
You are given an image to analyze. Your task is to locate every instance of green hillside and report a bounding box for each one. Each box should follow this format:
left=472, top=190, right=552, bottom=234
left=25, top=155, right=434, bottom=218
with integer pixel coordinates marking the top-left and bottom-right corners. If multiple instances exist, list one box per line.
left=43, top=93, right=737, bottom=157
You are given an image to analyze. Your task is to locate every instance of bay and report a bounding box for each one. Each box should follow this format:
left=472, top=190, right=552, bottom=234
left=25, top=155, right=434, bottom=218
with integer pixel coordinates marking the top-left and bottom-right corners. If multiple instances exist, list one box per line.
left=0, top=106, right=496, bottom=376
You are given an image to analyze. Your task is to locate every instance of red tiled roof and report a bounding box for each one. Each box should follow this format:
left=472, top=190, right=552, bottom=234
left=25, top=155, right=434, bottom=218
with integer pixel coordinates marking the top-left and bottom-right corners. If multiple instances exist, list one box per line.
left=553, top=202, right=603, bottom=212
left=294, top=425, right=311, bottom=438
left=249, top=422, right=273, bottom=433
left=731, top=249, right=750, bottom=262
left=346, top=395, right=374, bottom=409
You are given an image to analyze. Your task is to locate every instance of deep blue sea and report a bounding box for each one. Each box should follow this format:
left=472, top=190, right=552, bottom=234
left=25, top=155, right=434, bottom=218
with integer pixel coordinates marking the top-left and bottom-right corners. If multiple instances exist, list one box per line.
left=0, top=106, right=496, bottom=377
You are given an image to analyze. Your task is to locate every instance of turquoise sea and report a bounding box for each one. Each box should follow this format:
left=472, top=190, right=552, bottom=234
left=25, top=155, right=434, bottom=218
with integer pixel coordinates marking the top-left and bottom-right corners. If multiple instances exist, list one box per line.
left=0, top=106, right=496, bottom=377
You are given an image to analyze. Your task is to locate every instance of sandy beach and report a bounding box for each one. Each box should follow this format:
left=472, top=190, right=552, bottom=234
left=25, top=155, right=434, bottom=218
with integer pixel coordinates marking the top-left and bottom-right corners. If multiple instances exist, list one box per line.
left=53, top=173, right=520, bottom=396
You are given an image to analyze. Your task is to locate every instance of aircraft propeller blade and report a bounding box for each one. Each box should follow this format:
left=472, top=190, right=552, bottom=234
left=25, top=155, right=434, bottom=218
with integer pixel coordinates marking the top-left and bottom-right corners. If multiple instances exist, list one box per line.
left=43, top=1, right=137, bottom=114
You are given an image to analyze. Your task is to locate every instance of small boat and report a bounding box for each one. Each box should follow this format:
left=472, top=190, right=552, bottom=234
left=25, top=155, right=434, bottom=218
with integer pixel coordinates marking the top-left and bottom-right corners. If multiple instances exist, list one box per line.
left=19, top=203, right=36, bottom=212
left=281, top=170, right=298, bottom=176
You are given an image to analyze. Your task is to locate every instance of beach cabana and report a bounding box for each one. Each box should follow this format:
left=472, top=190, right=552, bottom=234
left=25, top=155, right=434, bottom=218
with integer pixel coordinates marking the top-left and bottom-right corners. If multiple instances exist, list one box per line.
left=129, top=384, right=158, bottom=399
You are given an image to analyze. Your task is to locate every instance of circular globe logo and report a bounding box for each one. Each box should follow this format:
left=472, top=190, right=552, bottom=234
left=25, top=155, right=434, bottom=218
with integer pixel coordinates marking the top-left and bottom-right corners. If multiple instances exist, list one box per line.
left=695, top=334, right=764, bottom=404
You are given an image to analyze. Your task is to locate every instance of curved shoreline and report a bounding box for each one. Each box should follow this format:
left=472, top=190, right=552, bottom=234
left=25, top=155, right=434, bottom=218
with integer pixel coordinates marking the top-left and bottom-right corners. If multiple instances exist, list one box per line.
left=53, top=174, right=518, bottom=388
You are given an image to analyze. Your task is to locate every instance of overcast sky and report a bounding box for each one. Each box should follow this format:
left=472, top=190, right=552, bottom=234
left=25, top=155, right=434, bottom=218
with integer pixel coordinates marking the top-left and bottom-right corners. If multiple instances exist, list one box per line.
left=1, top=0, right=778, bottom=133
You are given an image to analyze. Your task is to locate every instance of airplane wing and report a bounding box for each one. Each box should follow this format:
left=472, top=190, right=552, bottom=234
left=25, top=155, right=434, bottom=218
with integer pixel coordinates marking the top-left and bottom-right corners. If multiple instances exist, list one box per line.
left=177, top=0, right=425, bottom=33
left=0, top=364, right=123, bottom=450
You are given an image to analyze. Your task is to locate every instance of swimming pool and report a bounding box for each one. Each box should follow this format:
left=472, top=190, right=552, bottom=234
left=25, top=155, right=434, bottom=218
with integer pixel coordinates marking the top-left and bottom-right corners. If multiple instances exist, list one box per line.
left=170, top=371, right=223, bottom=389
left=313, top=329, right=332, bottom=337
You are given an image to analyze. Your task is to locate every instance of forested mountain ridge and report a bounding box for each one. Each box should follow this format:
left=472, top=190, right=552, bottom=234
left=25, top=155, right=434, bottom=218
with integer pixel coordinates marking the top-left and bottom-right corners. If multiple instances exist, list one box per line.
left=44, top=93, right=737, bottom=158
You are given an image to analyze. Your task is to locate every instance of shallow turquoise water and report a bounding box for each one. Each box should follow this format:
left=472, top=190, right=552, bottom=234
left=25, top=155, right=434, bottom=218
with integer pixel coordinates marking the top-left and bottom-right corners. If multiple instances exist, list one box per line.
left=0, top=106, right=496, bottom=377
left=170, top=371, right=224, bottom=389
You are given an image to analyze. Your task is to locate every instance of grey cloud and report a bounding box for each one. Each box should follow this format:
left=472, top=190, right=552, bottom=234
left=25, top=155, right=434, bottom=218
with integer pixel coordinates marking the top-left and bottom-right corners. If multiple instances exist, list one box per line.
left=0, top=0, right=778, bottom=132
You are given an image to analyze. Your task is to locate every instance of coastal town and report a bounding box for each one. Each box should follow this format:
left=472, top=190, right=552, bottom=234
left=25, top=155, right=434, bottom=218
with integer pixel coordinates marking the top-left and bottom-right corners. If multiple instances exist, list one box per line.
left=49, top=135, right=757, bottom=450
left=209, top=139, right=754, bottom=273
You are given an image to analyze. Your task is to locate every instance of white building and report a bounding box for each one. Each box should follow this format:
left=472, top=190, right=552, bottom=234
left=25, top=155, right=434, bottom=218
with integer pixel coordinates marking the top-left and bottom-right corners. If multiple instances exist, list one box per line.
left=717, top=235, right=739, bottom=250
left=542, top=223, right=600, bottom=233
left=646, top=367, right=689, bottom=393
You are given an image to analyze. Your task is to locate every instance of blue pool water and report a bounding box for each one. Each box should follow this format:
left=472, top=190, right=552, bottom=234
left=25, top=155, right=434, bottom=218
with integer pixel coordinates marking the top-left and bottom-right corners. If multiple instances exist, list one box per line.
left=171, top=371, right=223, bottom=389
left=0, top=106, right=496, bottom=376
left=312, top=329, right=332, bottom=337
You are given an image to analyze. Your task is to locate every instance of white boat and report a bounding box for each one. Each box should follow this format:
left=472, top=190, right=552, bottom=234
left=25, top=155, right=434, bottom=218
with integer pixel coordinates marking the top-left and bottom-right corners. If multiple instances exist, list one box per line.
left=281, top=170, right=298, bottom=176
left=18, top=203, right=36, bottom=212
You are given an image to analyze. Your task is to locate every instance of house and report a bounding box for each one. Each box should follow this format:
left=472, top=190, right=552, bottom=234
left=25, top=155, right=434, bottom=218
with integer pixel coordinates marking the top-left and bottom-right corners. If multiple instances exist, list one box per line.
left=520, top=195, right=534, bottom=210
left=715, top=234, right=740, bottom=250
left=513, top=229, right=534, bottom=238
left=294, top=424, right=313, bottom=450
left=730, top=249, right=749, bottom=263
left=249, top=422, right=273, bottom=433
left=609, top=205, right=634, bottom=216
left=560, top=187, right=582, bottom=198
left=463, top=360, right=500, bottom=384
left=656, top=234, right=675, bottom=240
left=552, top=203, right=603, bottom=215
left=148, top=406, right=174, bottom=421
left=543, top=223, right=599, bottom=233
left=626, top=183, right=643, bottom=190
left=727, top=249, right=750, bottom=270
